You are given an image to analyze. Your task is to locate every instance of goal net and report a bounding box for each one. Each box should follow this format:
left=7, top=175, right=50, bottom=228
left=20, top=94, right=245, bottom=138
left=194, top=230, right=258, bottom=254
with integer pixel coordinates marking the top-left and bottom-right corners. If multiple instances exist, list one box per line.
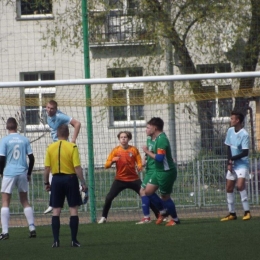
left=1, top=73, right=260, bottom=227
left=1, top=0, right=260, bottom=227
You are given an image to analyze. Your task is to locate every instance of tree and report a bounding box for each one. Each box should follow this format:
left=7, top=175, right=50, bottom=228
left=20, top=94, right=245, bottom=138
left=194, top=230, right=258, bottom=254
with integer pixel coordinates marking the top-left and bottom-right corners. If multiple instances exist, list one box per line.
left=234, top=0, right=260, bottom=113
left=141, top=0, right=260, bottom=149
left=12, top=0, right=260, bottom=150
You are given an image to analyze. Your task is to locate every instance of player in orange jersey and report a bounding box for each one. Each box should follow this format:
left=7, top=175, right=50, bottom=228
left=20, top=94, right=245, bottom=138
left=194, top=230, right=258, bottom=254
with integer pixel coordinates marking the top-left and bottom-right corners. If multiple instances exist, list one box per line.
left=98, top=131, right=159, bottom=223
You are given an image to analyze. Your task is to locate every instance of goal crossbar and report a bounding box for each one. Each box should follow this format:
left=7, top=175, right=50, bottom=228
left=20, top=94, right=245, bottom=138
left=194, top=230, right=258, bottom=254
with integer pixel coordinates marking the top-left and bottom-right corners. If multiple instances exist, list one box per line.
left=1, top=71, right=260, bottom=88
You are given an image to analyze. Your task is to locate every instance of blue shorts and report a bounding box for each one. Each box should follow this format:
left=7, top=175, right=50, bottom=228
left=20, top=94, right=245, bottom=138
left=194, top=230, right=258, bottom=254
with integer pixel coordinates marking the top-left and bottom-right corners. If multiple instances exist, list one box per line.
left=50, top=174, right=82, bottom=208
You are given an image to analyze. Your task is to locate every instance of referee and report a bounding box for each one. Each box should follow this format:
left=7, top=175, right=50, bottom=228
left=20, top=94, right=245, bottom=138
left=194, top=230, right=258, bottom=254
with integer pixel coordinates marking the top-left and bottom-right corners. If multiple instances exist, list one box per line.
left=44, top=124, right=87, bottom=248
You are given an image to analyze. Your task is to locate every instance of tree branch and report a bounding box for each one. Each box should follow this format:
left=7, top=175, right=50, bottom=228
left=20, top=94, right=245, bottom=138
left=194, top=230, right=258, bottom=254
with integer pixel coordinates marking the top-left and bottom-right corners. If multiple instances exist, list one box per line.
left=239, top=0, right=260, bottom=90
left=182, top=17, right=199, bottom=43
left=173, top=1, right=194, bottom=26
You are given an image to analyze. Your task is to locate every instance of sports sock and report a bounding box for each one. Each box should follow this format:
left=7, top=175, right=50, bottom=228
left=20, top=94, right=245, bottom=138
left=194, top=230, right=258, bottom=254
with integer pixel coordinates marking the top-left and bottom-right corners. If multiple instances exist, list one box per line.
left=24, top=207, right=35, bottom=231
left=227, top=192, right=235, bottom=213
left=141, top=196, right=150, bottom=217
left=149, top=193, right=164, bottom=211
left=1, top=207, right=10, bottom=234
left=240, top=190, right=250, bottom=211
left=52, top=216, right=60, bottom=242
left=70, top=216, right=79, bottom=242
left=149, top=201, right=160, bottom=218
left=162, top=198, right=178, bottom=219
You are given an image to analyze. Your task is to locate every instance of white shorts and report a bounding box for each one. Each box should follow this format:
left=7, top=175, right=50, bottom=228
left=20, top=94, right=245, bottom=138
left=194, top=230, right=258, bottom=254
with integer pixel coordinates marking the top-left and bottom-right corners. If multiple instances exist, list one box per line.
left=226, top=169, right=249, bottom=181
left=1, top=174, right=28, bottom=194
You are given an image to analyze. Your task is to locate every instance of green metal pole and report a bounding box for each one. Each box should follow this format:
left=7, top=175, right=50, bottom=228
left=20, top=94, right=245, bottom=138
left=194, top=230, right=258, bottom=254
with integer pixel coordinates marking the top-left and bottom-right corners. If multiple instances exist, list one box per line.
left=81, top=0, right=96, bottom=223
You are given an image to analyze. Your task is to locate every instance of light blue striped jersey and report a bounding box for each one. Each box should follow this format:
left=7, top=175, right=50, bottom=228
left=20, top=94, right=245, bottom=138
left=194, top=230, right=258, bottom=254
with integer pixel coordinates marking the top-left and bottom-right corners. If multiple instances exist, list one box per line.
left=225, top=127, right=249, bottom=170
left=0, top=133, right=33, bottom=177
left=47, top=110, right=71, bottom=141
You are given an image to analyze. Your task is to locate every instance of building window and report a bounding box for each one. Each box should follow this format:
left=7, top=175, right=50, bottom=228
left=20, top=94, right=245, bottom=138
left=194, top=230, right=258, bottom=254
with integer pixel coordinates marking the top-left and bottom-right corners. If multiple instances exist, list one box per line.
left=107, top=0, right=143, bottom=42
left=89, top=0, right=148, bottom=44
left=17, top=0, right=53, bottom=20
left=197, top=63, right=233, bottom=119
left=21, top=72, right=55, bottom=131
left=108, top=68, right=145, bottom=127
left=109, top=0, right=139, bottom=13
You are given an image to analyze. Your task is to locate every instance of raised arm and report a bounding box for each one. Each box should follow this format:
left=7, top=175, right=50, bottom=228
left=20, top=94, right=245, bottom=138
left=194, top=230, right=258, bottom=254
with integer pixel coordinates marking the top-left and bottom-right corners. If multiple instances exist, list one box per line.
left=70, top=118, right=81, bottom=143
left=143, top=145, right=165, bottom=162
left=104, top=148, right=117, bottom=169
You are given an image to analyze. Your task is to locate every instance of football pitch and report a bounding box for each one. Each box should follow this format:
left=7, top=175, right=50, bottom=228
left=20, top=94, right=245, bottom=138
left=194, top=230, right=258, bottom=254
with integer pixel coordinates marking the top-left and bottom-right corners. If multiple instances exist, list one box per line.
left=1, top=218, right=260, bottom=260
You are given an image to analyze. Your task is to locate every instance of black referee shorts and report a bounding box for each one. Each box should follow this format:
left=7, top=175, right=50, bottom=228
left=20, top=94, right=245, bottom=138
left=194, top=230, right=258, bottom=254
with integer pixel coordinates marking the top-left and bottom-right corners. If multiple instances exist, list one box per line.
left=50, top=174, right=82, bottom=208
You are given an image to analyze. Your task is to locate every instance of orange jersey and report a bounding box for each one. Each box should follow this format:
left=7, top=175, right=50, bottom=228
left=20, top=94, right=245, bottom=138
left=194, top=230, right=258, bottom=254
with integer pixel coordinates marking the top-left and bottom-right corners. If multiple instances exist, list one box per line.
left=104, top=145, right=142, bottom=182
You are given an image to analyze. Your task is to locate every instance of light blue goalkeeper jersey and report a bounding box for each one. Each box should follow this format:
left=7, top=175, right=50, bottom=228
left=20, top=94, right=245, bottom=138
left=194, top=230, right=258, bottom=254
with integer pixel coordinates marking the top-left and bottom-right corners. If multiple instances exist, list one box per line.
left=0, top=133, right=33, bottom=177
left=47, top=110, right=71, bottom=141
left=225, top=127, right=249, bottom=170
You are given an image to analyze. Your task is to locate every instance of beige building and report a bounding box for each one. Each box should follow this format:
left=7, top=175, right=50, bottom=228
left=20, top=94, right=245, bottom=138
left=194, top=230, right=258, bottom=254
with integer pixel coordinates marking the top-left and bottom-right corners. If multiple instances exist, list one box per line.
left=0, top=0, right=259, bottom=168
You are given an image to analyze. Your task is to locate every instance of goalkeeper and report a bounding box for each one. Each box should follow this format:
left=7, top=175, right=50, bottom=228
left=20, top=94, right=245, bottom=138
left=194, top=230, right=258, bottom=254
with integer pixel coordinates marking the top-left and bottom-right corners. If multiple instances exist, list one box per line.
left=98, top=131, right=159, bottom=224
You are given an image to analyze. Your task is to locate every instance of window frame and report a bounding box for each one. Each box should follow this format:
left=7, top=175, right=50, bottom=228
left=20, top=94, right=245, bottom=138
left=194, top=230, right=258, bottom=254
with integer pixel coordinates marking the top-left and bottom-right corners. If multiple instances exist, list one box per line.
left=20, top=71, right=56, bottom=132
left=108, top=68, right=145, bottom=127
left=107, top=0, right=141, bottom=42
left=16, top=0, right=54, bottom=21
left=108, top=0, right=138, bottom=14
left=197, top=63, right=233, bottom=121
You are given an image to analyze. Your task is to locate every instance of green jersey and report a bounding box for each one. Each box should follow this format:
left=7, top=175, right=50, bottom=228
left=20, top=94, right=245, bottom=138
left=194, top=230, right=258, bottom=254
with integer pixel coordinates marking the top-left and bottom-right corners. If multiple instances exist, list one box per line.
left=147, top=132, right=177, bottom=194
left=154, top=132, right=175, bottom=171
left=141, top=137, right=156, bottom=189
left=146, top=136, right=155, bottom=171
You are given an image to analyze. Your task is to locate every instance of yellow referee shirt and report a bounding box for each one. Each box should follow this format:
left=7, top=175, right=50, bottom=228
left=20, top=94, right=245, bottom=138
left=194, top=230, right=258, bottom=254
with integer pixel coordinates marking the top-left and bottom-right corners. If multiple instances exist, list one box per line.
left=44, top=140, right=81, bottom=174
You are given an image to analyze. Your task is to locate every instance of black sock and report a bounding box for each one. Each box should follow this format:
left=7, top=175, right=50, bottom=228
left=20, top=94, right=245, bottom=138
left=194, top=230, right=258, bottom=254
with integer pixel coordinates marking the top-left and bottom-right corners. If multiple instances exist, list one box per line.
left=70, top=216, right=79, bottom=242
left=52, top=216, right=60, bottom=242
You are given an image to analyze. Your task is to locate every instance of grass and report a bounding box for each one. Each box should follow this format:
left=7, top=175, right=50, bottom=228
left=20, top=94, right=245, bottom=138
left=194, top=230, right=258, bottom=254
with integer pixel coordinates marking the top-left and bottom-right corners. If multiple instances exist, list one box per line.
left=1, top=218, right=260, bottom=260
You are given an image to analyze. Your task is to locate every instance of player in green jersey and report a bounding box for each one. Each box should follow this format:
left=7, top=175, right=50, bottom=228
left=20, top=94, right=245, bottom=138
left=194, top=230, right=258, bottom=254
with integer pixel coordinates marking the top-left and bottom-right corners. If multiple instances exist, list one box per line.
left=142, top=117, right=180, bottom=226
left=136, top=136, right=165, bottom=224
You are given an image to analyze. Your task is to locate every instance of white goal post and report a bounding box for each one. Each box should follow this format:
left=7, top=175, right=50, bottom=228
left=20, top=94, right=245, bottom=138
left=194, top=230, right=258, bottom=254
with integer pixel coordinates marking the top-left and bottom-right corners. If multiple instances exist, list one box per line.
left=0, top=71, right=260, bottom=88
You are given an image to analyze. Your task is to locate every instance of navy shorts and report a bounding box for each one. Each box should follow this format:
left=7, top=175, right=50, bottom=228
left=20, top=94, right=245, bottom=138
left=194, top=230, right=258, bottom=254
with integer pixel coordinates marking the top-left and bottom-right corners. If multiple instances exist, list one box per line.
left=50, top=174, right=82, bottom=208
